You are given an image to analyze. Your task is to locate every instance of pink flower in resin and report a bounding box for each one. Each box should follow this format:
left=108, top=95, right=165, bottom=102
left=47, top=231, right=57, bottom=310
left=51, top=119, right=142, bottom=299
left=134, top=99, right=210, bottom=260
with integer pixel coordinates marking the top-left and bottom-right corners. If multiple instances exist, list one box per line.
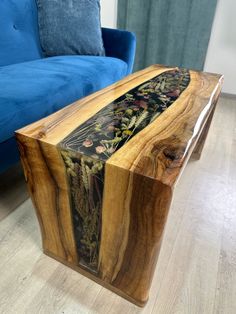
left=83, top=139, right=93, bottom=147
left=134, top=100, right=148, bottom=110
left=96, top=146, right=106, bottom=154
left=139, top=100, right=148, bottom=110
left=107, top=124, right=115, bottom=132
left=167, top=89, right=180, bottom=97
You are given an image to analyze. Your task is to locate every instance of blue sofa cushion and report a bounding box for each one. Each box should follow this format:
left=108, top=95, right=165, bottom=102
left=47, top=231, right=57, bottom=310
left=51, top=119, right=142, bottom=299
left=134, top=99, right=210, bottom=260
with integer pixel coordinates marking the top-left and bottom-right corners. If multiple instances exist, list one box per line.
left=0, top=56, right=127, bottom=143
left=0, top=0, right=43, bottom=66
left=36, top=0, right=105, bottom=57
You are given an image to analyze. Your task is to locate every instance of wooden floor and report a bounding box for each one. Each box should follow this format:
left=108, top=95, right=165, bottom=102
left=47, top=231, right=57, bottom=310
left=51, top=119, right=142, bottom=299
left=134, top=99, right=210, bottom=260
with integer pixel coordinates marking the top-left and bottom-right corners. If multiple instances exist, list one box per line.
left=0, top=96, right=236, bottom=314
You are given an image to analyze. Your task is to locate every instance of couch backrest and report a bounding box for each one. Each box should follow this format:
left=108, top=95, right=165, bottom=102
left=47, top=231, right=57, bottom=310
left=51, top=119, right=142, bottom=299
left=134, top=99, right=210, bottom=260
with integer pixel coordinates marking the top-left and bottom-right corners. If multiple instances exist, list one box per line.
left=0, top=0, right=43, bottom=66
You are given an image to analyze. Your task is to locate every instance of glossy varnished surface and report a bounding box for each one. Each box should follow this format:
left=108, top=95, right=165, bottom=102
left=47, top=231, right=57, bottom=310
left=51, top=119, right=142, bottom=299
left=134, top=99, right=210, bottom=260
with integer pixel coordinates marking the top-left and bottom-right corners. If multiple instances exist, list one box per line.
left=60, top=69, right=190, bottom=160
left=16, top=65, right=223, bottom=306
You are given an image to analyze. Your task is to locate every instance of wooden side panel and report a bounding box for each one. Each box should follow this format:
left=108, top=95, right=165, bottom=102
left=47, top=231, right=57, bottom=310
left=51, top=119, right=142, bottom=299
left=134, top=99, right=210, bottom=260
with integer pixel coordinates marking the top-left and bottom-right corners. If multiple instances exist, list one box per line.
left=16, top=134, right=78, bottom=264
left=99, top=164, right=173, bottom=305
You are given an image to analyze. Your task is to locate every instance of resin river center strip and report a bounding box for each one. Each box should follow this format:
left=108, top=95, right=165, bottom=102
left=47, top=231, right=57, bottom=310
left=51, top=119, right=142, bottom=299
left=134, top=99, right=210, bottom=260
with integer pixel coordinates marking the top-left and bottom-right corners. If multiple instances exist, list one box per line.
left=59, top=68, right=191, bottom=272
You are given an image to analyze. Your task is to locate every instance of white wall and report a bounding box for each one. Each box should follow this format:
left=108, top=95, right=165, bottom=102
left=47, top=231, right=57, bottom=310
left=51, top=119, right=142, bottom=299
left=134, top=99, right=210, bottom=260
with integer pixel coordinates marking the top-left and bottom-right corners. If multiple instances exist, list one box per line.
left=100, top=0, right=117, bottom=29
left=204, top=0, right=236, bottom=94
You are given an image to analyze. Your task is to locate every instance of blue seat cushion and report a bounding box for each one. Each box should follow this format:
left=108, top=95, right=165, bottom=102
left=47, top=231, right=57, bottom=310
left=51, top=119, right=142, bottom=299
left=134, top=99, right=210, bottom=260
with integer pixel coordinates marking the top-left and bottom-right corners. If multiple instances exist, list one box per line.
left=0, top=56, right=127, bottom=143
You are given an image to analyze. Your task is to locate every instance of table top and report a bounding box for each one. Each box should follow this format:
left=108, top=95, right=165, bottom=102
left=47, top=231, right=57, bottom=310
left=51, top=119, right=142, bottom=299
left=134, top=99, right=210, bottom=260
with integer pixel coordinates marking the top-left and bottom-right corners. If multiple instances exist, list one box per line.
left=60, top=68, right=191, bottom=161
left=17, top=65, right=223, bottom=186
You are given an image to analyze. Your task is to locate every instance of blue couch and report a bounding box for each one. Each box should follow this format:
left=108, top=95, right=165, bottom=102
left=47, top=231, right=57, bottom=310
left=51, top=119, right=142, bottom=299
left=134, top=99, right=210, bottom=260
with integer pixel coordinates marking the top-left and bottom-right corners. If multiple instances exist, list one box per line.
left=0, top=0, right=136, bottom=173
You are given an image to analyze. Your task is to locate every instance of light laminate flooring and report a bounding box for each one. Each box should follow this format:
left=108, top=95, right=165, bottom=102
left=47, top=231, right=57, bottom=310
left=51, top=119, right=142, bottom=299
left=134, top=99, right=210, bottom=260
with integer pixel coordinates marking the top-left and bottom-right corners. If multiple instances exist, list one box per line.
left=0, top=96, right=236, bottom=314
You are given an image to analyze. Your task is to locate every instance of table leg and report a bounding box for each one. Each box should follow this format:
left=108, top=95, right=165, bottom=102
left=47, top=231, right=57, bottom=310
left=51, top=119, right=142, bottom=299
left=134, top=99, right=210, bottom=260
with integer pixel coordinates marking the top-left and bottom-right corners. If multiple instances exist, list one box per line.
left=99, top=165, right=173, bottom=306
left=191, top=104, right=216, bottom=160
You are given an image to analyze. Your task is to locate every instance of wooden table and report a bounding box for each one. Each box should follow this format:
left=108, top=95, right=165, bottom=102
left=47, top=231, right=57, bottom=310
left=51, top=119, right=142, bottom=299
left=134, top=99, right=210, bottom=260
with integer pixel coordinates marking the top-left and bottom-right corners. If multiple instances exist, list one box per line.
left=16, top=65, right=223, bottom=307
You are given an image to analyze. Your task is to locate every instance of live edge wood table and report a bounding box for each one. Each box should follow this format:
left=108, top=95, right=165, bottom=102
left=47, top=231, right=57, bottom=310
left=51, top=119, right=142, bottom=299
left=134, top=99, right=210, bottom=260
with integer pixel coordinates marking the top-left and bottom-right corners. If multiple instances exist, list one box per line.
left=16, top=65, right=223, bottom=307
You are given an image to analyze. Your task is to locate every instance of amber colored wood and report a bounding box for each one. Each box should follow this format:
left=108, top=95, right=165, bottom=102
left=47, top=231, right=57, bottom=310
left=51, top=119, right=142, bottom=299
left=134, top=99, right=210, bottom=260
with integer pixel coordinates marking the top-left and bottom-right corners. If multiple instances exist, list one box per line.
left=15, top=65, right=223, bottom=307
left=106, top=71, right=223, bottom=186
left=99, top=169, right=173, bottom=304
left=16, top=136, right=78, bottom=264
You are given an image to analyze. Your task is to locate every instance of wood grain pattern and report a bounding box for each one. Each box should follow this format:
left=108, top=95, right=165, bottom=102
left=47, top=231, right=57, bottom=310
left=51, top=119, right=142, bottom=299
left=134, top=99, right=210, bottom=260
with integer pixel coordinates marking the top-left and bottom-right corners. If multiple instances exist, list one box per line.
left=15, top=65, right=223, bottom=307
left=16, top=136, right=78, bottom=264
left=100, top=170, right=173, bottom=303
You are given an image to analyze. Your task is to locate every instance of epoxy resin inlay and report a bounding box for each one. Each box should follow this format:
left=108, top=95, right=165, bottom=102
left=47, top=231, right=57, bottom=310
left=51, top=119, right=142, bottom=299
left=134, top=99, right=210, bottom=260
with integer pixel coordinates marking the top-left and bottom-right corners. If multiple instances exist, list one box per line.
left=61, top=69, right=190, bottom=160
left=59, top=68, right=190, bottom=272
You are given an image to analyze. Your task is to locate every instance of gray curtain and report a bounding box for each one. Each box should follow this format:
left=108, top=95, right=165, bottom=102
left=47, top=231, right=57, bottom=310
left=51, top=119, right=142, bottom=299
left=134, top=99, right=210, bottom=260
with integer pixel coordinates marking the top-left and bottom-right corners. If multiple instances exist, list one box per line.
left=118, top=0, right=218, bottom=72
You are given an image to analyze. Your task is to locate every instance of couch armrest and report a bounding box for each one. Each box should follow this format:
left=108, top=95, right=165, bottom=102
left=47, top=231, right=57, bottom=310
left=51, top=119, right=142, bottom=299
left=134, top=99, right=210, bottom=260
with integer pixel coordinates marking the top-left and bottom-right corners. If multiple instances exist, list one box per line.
left=102, top=28, right=136, bottom=75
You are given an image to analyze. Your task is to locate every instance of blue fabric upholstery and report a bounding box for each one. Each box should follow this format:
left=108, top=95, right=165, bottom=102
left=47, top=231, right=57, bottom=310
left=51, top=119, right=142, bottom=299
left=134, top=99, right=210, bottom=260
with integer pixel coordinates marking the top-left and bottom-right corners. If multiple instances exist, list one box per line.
left=0, top=0, right=136, bottom=173
left=0, top=0, right=43, bottom=66
left=102, top=28, right=136, bottom=75
left=0, top=56, right=127, bottom=144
